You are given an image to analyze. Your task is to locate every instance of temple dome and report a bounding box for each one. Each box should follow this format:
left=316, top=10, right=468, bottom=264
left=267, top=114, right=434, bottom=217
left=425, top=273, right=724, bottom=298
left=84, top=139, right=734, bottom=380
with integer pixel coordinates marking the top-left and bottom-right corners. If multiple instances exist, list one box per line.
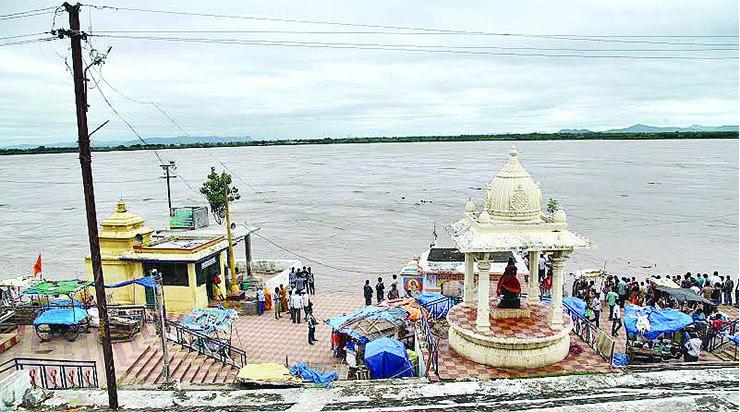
left=483, top=146, right=543, bottom=222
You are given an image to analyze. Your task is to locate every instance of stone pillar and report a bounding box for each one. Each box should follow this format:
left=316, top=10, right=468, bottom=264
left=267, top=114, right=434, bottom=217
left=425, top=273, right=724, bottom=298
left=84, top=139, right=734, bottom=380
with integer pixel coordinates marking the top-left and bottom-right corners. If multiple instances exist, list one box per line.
left=463, top=253, right=475, bottom=307
left=527, top=250, right=540, bottom=306
left=476, top=258, right=491, bottom=332
left=549, top=251, right=570, bottom=330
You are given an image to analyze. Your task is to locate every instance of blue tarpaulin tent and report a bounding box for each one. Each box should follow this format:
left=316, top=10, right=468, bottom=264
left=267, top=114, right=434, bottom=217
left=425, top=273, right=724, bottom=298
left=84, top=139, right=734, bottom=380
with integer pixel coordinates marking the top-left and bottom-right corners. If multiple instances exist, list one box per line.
left=624, top=305, right=693, bottom=340
left=105, top=276, right=156, bottom=289
left=364, top=337, right=415, bottom=379
left=414, top=292, right=454, bottom=319
left=33, top=307, right=89, bottom=326
left=563, top=297, right=586, bottom=317
left=325, top=306, right=406, bottom=343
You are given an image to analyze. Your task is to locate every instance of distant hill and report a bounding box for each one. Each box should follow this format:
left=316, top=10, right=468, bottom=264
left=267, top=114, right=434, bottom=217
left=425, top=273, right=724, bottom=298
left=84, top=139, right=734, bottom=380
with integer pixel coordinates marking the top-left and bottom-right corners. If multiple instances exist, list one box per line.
left=2, top=135, right=253, bottom=150
left=557, top=124, right=738, bottom=134
left=604, top=124, right=738, bottom=133
left=557, top=128, right=593, bottom=134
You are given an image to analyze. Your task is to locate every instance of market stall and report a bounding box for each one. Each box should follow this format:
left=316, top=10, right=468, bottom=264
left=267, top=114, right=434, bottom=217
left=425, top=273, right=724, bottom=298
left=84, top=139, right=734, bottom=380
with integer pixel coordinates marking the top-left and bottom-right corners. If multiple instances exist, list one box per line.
left=24, top=280, right=93, bottom=342
left=623, top=304, right=694, bottom=363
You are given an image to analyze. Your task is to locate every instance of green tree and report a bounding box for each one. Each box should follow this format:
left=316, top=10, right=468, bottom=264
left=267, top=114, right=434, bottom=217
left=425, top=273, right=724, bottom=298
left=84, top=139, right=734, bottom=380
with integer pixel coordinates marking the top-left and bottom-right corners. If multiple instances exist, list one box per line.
left=199, top=167, right=240, bottom=225
left=547, top=198, right=559, bottom=214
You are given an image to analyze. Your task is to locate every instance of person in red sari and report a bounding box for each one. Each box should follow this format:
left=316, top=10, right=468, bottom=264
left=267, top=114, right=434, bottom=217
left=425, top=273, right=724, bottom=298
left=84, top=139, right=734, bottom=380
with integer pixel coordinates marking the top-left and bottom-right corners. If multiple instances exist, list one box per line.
left=497, top=257, right=522, bottom=308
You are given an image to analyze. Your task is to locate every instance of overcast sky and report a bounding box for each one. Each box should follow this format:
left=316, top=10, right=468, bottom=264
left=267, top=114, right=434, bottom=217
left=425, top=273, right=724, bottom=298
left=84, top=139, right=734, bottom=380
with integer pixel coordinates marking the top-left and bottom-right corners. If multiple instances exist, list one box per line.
left=1, top=0, right=737, bottom=145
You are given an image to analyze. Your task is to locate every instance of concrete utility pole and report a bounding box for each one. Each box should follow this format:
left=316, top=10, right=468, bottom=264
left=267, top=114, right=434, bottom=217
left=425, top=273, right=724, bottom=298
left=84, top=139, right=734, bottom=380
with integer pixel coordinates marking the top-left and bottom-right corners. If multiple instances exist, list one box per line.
left=151, top=270, right=170, bottom=384
left=61, top=2, right=118, bottom=409
left=224, top=185, right=238, bottom=294
left=160, top=161, right=177, bottom=216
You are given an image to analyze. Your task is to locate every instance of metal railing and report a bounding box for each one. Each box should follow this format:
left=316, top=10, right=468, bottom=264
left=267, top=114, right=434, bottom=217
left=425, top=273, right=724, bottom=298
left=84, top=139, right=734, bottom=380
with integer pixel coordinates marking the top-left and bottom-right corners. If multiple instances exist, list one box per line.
left=563, top=305, right=616, bottom=364
left=424, top=295, right=462, bottom=320
left=707, top=319, right=738, bottom=354
left=0, top=357, right=98, bottom=389
left=417, top=314, right=439, bottom=377
left=165, top=320, right=247, bottom=368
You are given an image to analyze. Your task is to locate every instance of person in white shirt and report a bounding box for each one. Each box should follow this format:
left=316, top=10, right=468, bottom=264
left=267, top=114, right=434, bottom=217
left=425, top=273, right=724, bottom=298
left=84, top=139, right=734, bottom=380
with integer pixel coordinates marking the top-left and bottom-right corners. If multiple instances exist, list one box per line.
left=611, top=303, right=623, bottom=337
left=290, top=291, right=303, bottom=324
left=684, top=335, right=702, bottom=362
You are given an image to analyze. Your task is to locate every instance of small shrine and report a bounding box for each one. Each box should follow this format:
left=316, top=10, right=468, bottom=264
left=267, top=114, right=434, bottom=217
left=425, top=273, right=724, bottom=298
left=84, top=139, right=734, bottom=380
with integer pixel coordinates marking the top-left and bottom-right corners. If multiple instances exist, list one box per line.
left=445, top=146, right=594, bottom=368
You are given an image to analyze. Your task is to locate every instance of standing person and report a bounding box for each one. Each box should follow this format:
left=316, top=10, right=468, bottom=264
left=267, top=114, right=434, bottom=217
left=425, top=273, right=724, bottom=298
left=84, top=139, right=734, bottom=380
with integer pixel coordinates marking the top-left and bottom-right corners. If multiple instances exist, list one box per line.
left=388, top=283, right=400, bottom=300
left=611, top=302, right=623, bottom=337
left=591, top=293, right=602, bottom=328
left=363, top=280, right=373, bottom=306
left=256, top=288, right=265, bottom=316
left=375, top=277, right=385, bottom=304
left=606, top=287, right=618, bottom=320
left=543, top=271, right=553, bottom=297
left=306, top=267, right=315, bottom=296
left=711, top=283, right=722, bottom=306
left=289, top=268, right=297, bottom=290
left=538, top=253, right=546, bottom=282
left=291, top=291, right=303, bottom=324
left=279, top=284, right=288, bottom=313
left=390, top=274, right=399, bottom=291
left=616, top=277, right=627, bottom=306
left=723, top=276, right=734, bottom=306
left=295, top=272, right=306, bottom=294
left=301, top=292, right=311, bottom=322
left=306, top=309, right=317, bottom=345
left=273, top=287, right=282, bottom=319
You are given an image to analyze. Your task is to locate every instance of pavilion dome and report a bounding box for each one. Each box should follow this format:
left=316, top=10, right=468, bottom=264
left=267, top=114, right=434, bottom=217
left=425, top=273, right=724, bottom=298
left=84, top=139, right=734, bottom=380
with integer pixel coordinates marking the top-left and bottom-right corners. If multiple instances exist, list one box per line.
left=483, top=146, right=543, bottom=222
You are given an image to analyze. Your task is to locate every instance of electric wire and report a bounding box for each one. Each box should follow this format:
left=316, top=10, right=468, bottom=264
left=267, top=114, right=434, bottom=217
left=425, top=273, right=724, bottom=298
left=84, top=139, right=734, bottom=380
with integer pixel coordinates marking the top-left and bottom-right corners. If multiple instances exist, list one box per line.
left=0, top=177, right=159, bottom=185
left=86, top=67, right=166, bottom=164
left=89, top=34, right=738, bottom=60
left=83, top=4, right=738, bottom=46
left=0, top=6, right=58, bottom=18
left=0, top=37, right=59, bottom=47
left=86, top=31, right=738, bottom=52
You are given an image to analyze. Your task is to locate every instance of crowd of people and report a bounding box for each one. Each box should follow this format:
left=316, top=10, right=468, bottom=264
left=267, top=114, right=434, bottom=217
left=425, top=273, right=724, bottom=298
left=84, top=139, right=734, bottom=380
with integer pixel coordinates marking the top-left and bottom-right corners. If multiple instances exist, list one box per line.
left=254, top=266, right=319, bottom=345
left=571, top=271, right=738, bottom=361
left=363, top=275, right=401, bottom=306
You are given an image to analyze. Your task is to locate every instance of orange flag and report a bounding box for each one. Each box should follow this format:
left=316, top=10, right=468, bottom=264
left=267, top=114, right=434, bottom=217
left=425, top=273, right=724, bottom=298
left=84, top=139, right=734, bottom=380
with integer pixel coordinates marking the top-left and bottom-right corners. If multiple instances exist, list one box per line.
left=33, top=254, right=42, bottom=277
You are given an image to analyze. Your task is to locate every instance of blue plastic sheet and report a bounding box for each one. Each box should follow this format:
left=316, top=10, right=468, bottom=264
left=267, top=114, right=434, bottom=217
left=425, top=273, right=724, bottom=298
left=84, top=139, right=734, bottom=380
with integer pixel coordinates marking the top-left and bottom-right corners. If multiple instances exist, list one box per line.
left=611, top=353, right=629, bottom=366
left=105, top=276, right=155, bottom=289
left=33, top=307, right=89, bottom=326
left=563, top=297, right=586, bottom=317
left=179, top=307, right=238, bottom=335
left=730, top=333, right=739, bottom=346
left=47, top=298, right=85, bottom=309
left=364, top=337, right=415, bottom=379
left=623, top=305, right=693, bottom=340
left=289, top=362, right=338, bottom=386
left=414, top=292, right=454, bottom=319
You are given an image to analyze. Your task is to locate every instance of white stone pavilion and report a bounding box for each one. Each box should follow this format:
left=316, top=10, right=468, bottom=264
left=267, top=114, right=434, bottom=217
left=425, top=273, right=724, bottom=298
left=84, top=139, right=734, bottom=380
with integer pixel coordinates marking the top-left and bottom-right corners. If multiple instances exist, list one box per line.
left=445, top=145, right=594, bottom=368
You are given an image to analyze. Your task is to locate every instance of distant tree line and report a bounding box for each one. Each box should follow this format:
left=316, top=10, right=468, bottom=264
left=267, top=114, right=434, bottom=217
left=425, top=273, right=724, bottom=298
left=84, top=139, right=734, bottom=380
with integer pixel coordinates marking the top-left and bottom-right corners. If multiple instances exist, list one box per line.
left=1, top=131, right=736, bottom=156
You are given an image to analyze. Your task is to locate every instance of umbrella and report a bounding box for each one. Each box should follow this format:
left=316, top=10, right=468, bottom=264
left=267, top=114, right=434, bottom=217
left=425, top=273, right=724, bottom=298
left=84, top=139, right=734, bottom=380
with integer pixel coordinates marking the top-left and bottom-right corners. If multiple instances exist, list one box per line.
left=655, top=286, right=716, bottom=305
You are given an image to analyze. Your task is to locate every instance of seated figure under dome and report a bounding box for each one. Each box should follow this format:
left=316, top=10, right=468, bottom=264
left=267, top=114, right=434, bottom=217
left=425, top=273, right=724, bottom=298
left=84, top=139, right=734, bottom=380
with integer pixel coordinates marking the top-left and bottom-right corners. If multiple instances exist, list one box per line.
left=497, top=257, right=522, bottom=308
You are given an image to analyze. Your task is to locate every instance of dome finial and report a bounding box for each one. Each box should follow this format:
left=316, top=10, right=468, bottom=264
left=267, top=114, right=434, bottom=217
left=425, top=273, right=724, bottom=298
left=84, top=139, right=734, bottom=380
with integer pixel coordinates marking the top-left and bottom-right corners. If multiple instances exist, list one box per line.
left=116, top=200, right=127, bottom=213
left=509, top=144, right=518, bottom=157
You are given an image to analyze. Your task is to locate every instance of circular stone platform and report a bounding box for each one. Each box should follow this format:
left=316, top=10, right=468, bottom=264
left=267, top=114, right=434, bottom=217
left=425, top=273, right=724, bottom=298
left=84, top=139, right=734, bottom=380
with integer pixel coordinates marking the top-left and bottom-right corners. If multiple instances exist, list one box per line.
left=447, top=300, right=572, bottom=369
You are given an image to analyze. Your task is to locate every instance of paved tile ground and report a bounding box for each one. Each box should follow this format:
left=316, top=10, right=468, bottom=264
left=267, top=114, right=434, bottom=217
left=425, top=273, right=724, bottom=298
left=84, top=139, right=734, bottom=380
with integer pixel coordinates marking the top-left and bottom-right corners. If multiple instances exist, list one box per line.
left=1, top=288, right=735, bottom=386
left=0, top=292, right=365, bottom=385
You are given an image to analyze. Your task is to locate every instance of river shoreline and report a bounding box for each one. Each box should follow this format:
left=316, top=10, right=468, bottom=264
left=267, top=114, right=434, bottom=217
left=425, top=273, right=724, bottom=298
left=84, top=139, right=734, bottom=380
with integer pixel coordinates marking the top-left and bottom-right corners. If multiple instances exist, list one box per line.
left=1, top=131, right=737, bottom=156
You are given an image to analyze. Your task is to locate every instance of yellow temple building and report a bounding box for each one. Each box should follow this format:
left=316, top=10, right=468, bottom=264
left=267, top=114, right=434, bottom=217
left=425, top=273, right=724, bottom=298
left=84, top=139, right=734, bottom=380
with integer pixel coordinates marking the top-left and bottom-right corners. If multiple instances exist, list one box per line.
left=85, top=201, right=237, bottom=313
